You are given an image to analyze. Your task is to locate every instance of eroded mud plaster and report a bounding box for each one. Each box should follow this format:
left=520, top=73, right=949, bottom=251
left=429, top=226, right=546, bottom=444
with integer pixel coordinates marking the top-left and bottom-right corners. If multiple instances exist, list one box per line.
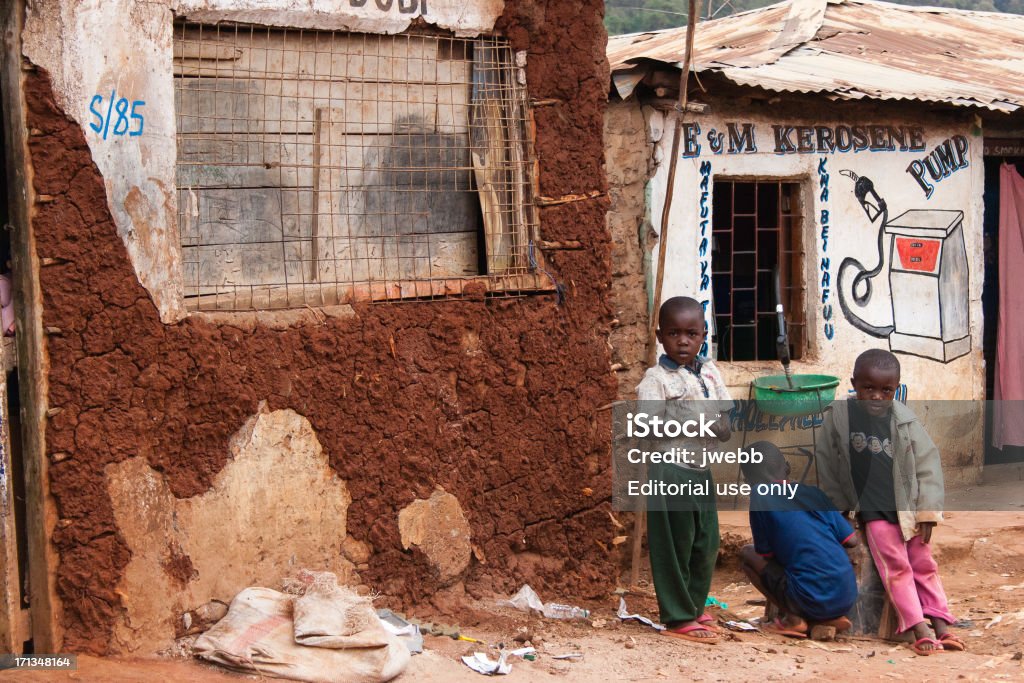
left=106, top=407, right=351, bottom=653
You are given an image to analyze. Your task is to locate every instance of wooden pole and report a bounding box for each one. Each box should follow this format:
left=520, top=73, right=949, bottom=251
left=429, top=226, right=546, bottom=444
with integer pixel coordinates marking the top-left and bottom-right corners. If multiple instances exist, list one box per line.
left=630, top=0, right=702, bottom=587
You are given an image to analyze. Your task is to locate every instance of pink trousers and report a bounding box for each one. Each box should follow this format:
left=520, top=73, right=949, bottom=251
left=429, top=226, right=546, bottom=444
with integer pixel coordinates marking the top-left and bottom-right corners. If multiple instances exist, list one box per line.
left=864, top=520, right=955, bottom=633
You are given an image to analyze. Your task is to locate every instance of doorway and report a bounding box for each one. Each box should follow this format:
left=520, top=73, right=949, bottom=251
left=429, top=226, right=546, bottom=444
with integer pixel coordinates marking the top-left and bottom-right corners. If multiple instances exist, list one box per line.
left=982, top=149, right=1024, bottom=466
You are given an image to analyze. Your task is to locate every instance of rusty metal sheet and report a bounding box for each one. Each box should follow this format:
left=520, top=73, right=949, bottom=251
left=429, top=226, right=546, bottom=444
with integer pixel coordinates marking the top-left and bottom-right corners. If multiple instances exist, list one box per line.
left=608, top=0, right=1024, bottom=112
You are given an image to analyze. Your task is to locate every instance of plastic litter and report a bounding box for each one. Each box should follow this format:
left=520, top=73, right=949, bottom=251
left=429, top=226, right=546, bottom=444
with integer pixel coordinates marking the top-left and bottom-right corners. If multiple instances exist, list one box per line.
left=724, top=620, right=758, bottom=632
left=502, top=585, right=590, bottom=620
left=376, top=609, right=423, bottom=654
left=616, top=597, right=665, bottom=631
left=461, top=648, right=536, bottom=676
left=705, top=596, right=728, bottom=609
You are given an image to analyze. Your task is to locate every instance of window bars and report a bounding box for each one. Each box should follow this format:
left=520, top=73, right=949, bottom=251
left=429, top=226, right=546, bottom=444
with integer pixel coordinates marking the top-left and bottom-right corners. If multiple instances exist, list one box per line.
left=711, top=180, right=805, bottom=361
left=174, top=23, right=540, bottom=311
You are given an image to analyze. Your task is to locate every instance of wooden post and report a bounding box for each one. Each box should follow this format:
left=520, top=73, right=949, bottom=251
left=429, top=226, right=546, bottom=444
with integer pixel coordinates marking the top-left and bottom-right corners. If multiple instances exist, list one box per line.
left=630, top=0, right=702, bottom=587
left=0, top=0, right=60, bottom=652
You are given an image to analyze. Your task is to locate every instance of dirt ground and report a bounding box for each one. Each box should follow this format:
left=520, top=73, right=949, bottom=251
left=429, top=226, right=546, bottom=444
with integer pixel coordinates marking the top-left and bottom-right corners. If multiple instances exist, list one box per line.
left=3, top=501, right=1023, bottom=682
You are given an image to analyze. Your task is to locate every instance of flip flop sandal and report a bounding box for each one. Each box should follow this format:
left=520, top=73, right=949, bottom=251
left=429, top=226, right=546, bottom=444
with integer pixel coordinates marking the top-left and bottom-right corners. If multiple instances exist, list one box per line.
left=697, top=613, right=723, bottom=633
left=910, top=637, right=944, bottom=656
left=761, top=618, right=808, bottom=639
left=661, top=623, right=720, bottom=644
left=938, top=633, right=966, bottom=652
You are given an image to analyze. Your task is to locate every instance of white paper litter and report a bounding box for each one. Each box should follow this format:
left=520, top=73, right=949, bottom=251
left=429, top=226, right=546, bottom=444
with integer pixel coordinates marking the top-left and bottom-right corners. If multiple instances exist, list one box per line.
left=460, top=648, right=536, bottom=676
left=462, top=652, right=512, bottom=675
left=724, top=620, right=758, bottom=632
left=616, top=597, right=665, bottom=631
left=552, top=653, right=583, bottom=660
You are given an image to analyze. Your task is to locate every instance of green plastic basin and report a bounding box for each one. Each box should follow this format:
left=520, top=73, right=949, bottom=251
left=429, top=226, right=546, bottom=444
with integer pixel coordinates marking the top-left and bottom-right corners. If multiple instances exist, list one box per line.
left=751, top=374, right=840, bottom=416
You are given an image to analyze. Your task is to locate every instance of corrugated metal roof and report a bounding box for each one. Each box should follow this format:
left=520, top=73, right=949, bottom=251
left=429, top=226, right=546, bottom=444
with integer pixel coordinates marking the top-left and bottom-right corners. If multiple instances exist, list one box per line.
left=607, top=0, right=1024, bottom=111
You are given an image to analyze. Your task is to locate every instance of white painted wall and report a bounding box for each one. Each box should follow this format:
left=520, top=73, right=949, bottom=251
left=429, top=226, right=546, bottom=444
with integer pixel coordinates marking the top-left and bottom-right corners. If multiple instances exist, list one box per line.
left=643, top=109, right=985, bottom=403
left=21, top=0, right=504, bottom=323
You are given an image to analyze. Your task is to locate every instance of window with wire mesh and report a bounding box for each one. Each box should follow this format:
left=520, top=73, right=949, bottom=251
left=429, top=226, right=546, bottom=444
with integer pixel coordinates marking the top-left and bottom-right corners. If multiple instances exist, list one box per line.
left=711, top=180, right=805, bottom=361
left=173, top=23, right=541, bottom=311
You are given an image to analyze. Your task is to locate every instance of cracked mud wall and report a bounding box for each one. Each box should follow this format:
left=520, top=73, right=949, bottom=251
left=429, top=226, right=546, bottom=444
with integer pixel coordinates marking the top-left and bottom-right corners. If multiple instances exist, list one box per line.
left=23, top=0, right=615, bottom=654
left=604, top=102, right=655, bottom=398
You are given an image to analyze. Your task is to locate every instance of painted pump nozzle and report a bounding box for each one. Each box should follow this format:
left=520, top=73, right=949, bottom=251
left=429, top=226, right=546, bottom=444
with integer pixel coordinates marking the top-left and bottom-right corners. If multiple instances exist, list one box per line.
left=776, top=304, right=794, bottom=388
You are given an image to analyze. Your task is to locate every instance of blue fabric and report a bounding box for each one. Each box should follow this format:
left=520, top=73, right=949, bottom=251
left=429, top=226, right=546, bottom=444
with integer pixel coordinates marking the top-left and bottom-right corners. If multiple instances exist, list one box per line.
left=749, top=483, right=857, bottom=621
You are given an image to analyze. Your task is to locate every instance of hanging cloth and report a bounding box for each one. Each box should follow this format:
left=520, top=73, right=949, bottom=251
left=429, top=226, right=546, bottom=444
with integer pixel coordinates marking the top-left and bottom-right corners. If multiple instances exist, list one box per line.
left=993, top=163, right=1024, bottom=448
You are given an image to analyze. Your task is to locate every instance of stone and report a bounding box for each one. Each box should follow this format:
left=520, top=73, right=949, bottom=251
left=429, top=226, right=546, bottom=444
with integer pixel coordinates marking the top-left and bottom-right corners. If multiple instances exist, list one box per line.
left=398, top=487, right=472, bottom=584
left=810, top=625, right=836, bottom=641
left=342, top=536, right=372, bottom=565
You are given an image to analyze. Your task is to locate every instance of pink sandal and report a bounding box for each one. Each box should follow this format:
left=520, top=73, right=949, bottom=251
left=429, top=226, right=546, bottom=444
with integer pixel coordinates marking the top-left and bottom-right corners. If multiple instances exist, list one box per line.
left=661, top=623, right=720, bottom=644
left=910, top=637, right=944, bottom=656
left=697, top=612, right=723, bottom=632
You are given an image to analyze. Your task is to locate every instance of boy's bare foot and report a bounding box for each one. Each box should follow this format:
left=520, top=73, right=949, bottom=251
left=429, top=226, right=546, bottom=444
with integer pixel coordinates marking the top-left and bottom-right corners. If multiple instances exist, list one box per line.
left=762, top=615, right=808, bottom=638
left=780, top=614, right=808, bottom=633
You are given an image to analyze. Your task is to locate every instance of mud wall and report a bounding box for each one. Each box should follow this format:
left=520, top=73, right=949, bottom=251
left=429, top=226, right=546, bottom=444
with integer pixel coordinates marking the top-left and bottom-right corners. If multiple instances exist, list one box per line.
left=604, top=102, right=654, bottom=398
left=23, top=0, right=616, bottom=654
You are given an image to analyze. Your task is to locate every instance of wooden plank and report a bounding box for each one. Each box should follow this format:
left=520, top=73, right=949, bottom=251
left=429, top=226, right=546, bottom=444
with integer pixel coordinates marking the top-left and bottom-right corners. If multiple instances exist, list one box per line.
left=173, top=40, right=241, bottom=62
left=1, top=0, right=59, bottom=652
left=316, top=231, right=478, bottom=284
left=182, top=239, right=314, bottom=292
left=177, top=134, right=314, bottom=188
left=185, top=270, right=553, bottom=312
left=174, top=78, right=312, bottom=135
left=314, top=108, right=478, bottom=284
left=179, top=187, right=315, bottom=293
left=175, top=78, right=461, bottom=135
left=173, top=29, right=460, bottom=85
left=179, top=187, right=313, bottom=246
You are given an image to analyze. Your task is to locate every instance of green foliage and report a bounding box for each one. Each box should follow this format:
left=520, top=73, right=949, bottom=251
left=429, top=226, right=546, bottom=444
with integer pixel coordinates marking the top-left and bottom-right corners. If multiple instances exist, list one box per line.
left=605, top=0, right=1023, bottom=35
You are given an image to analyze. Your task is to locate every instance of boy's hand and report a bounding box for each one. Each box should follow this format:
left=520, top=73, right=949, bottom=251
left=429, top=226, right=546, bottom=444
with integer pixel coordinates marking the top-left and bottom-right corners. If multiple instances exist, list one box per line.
left=918, top=522, right=936, bottom=544
left=713, top=417, right=731, bottom=442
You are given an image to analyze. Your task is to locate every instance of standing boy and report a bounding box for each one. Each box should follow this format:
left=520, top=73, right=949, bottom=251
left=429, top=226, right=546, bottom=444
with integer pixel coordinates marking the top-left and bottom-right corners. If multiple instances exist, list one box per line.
left=636, top=297, right=732, bottom=643
left=740, top=442, right=858, bottom=638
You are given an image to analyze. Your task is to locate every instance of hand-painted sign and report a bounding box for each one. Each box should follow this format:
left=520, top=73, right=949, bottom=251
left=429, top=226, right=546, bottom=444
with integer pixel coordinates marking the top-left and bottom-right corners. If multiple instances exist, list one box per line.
left=348, top=0, right=427, bottom=12
left=88, top=90, right=145, bottom=139
left=681, top=122, right=927, bottom=158
left=698, top=160, right=712, bottom=356
left=905, top=135, right=970, bottom=198
left=818, top=158, right=835, bottom=341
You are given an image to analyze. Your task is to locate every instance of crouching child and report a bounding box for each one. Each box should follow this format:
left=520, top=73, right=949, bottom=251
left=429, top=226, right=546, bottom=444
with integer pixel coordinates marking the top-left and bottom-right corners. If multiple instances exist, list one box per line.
left=740, top=442, right=859, bottom=638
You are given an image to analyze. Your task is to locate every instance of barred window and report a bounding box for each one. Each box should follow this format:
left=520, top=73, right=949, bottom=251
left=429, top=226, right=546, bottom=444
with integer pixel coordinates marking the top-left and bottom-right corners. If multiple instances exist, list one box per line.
left=174, top=23, right=541, bottom=311
left=711, top=180, right=806, bottom=361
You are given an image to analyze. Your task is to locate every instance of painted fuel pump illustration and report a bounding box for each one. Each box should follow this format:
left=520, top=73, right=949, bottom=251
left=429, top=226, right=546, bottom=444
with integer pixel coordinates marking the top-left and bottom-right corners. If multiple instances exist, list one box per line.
left=837, top=171, right=970, bottom=363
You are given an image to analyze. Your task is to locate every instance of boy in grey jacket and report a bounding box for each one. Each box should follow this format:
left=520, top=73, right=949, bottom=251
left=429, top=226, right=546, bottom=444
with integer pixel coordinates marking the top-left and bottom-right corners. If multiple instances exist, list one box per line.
left=815, top=349, right=963, bottom=656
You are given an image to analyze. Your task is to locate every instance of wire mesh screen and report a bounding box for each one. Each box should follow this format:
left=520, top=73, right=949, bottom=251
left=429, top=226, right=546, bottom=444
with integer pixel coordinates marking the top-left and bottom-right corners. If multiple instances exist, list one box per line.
left=174, top=23, right=540, bottom=311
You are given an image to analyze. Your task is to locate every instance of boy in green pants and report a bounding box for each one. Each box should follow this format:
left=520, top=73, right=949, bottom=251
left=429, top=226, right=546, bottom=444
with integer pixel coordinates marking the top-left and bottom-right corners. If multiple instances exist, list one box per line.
left=636, top=297, right=732, bottom=643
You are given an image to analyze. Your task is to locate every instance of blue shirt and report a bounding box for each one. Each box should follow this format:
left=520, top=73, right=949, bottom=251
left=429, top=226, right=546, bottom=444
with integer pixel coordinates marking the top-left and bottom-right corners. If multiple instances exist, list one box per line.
left=749, top=483, right=857, bottom=621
